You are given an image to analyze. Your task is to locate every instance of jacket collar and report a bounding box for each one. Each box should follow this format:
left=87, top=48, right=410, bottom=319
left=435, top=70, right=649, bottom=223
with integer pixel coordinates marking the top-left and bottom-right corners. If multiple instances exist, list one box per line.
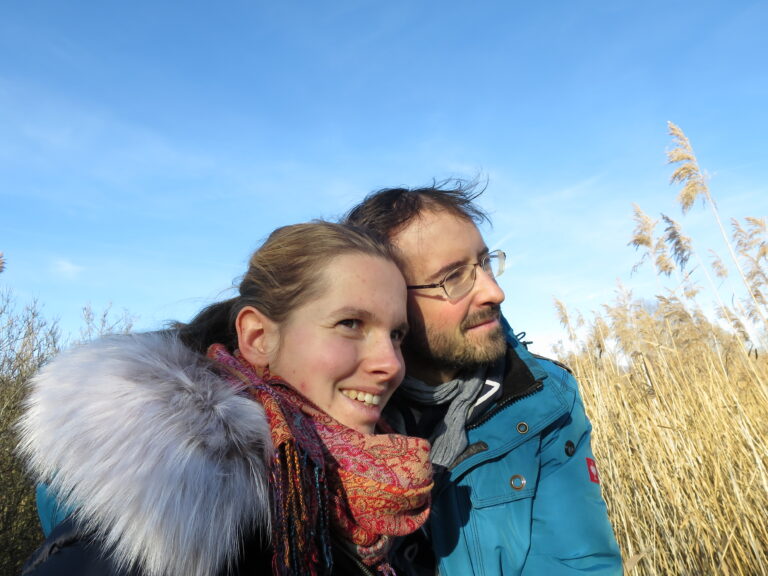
left=18, top=332, right=273, bottom=576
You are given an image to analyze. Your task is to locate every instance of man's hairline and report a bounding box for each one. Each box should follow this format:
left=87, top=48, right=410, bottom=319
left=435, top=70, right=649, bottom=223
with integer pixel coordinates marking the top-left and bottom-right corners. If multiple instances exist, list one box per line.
left=385, top=202, right=480, bottom=243
left=386, top=205, right=485, bottom=282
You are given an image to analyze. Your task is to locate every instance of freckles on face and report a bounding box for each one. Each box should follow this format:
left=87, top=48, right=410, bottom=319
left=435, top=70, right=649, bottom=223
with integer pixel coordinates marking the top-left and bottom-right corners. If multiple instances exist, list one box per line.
left=266, top=254, right=408, bottom=433
left=280, top=330, right=356, bottom=403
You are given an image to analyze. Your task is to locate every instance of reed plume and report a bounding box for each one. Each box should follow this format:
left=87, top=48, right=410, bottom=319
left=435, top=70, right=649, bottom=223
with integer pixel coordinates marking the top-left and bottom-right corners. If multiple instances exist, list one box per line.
left=555, top=122, right=768, bottom=574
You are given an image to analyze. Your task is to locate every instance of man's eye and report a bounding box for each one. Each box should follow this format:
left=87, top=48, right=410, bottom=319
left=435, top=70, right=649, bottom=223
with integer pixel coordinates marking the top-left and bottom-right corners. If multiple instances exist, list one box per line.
left=391, top=329, right=407, bottom=343
left=445, top=266, right=471, bottom=286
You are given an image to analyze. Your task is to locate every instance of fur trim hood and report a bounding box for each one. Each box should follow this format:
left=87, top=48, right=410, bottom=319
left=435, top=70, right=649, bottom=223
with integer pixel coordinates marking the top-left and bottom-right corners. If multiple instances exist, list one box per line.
left=17, top=332, right=273, bottom=576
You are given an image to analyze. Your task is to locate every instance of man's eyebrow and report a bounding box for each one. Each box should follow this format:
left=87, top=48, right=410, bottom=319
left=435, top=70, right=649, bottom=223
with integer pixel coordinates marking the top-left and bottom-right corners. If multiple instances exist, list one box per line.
left=425, top=259, right=467, bottom=282
left=424, top=248, right=491, bottom=282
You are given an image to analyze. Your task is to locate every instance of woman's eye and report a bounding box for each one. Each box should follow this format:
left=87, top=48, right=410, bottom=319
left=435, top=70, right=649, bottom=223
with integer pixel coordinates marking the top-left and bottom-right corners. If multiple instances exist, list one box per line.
left=338, top=319, right=362, bottom=330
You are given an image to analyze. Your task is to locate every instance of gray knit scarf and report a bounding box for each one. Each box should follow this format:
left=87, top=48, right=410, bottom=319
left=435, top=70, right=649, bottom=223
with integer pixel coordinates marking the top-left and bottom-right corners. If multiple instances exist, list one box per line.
left=394, top=368, right=487, bottom=470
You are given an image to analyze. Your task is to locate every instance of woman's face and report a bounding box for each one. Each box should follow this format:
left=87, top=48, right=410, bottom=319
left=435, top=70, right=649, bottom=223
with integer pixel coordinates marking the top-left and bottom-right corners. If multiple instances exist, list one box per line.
left=269, top=253, right=408, bottom=434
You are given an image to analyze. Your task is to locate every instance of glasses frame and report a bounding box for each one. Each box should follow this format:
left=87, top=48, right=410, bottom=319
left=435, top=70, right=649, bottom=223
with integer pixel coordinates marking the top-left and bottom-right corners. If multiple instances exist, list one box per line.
left=406, top=249, right=506, bottom=300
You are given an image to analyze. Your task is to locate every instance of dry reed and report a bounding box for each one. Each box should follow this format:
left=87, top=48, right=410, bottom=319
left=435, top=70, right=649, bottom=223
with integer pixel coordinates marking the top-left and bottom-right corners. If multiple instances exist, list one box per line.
left=554, top=124, right=768, bottom=575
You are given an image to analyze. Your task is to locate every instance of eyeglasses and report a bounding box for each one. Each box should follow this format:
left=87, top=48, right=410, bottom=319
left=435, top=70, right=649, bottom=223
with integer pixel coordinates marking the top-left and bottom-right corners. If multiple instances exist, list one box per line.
left=407, top=250, right=506, bottom=301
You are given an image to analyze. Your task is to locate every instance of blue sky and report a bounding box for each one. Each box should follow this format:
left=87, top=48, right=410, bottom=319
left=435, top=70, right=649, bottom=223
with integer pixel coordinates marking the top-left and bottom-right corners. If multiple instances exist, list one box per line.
left=3, top=1, right=768, bottom=354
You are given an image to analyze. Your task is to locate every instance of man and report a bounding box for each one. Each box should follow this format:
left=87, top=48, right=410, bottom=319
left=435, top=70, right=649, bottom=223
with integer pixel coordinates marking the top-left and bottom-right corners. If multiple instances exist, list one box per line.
left=344, top=181, right=623, bottom=575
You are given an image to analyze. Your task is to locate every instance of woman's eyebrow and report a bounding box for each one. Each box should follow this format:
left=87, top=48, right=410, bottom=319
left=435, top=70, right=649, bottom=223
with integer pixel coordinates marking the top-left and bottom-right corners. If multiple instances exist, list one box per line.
left=332, top=307, right=408, bottom=332
left=333, top=306, right=376, bottom=321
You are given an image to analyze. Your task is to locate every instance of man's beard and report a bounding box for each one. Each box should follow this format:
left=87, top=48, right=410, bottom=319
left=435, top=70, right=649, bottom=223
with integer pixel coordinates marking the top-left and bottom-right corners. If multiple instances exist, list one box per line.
left=406, top=306, right=507, bottom=373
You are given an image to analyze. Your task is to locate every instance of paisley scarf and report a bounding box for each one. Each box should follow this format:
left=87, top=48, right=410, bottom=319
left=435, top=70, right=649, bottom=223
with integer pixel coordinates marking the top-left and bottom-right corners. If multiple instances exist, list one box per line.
left=207, top=344, right=433, bottom=576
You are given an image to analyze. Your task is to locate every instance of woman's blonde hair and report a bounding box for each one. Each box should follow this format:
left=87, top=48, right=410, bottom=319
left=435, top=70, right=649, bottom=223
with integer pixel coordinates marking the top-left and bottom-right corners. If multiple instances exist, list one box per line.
left=178, top=221, right=398, bottom=352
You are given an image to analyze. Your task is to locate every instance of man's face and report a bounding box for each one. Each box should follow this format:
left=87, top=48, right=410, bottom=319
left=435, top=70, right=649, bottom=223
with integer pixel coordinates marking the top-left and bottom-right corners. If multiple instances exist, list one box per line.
left=392, top=209, right=507, bottom=383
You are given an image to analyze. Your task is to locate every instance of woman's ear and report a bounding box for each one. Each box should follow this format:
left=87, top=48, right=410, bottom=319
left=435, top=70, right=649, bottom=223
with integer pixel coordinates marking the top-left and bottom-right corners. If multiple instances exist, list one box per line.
left=235, top=306, right=279, bottom=372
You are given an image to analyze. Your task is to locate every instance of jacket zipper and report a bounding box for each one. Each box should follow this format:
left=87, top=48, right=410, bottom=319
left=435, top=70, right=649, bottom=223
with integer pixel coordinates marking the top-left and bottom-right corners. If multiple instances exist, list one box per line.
left=465, top=380, right=544, bottom=431
left=347, top=555, right=379, bottom=576
left=335, top=545, right=379, bottom=576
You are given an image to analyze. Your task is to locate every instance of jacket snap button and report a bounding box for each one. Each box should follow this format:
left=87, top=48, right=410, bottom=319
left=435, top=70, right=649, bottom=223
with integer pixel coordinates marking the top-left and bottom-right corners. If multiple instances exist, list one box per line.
left=510, top=474, right=526, bottom=491
left=565, top=440, right=576, bottom=457
left=516, top=422, right=529, bottom=434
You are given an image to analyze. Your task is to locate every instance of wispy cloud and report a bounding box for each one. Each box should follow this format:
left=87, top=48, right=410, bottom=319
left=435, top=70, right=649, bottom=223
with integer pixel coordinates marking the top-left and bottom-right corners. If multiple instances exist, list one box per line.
left=52, top=258, right=84, bottom=279
left=0, top=80, right=219, bottom=188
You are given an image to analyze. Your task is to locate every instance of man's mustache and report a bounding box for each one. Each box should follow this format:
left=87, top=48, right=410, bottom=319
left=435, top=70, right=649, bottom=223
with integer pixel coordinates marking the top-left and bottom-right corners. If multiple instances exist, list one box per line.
left=461, top=305, right=501, bottom=331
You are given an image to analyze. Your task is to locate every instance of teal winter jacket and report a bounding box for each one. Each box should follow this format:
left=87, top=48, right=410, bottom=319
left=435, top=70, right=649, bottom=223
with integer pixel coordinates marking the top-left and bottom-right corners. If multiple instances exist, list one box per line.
left=393, top=324, right=623, bottom=575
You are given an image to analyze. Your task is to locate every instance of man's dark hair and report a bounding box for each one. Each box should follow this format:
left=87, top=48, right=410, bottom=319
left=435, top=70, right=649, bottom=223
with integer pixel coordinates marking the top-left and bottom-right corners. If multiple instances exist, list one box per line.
left=342, top=178, right=490, bottom=239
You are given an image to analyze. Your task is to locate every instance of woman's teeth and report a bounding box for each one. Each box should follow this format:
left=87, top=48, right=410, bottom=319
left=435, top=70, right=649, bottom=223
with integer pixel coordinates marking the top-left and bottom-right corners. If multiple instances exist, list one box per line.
left=341, top=390, right=381, bottom=406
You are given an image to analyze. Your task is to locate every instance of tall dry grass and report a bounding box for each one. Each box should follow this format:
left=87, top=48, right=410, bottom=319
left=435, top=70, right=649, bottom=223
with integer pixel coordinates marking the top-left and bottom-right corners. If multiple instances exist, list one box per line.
left=0, top=252, right=133, bottom=576
left=0, top=289, right=60, bottom=576
left=555, top=123, right=768, bottom=574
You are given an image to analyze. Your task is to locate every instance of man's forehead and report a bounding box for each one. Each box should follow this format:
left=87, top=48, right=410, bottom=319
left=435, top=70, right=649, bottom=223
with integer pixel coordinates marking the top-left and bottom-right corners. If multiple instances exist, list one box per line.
left=390, top=210, right=486, bottom=273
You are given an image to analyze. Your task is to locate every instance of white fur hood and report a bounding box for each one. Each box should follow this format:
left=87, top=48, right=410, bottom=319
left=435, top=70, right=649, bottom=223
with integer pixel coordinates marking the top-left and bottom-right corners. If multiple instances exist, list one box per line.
left=17, top=331, right=273, bottom=576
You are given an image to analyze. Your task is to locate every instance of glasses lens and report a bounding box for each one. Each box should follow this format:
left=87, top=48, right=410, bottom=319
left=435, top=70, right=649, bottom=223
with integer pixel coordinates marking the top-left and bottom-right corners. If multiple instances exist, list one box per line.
left=484, top=250, right=505, bottom=278
left=443, top=265, right=475, bottom=300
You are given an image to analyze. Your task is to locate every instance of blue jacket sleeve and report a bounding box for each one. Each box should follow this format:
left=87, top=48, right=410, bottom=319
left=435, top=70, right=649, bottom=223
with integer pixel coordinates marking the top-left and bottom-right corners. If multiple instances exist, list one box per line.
left=22, top=516, right=140, bottom=576
left=522, top=366, right=623, bottom=574
left=36, top=483, right=74, bottom=538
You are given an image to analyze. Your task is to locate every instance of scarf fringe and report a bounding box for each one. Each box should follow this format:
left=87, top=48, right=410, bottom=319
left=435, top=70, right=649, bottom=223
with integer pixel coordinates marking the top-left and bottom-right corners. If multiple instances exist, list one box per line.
left=271, top=440, right=333, bottom=576
left=206, top=343, right=432, bottom=574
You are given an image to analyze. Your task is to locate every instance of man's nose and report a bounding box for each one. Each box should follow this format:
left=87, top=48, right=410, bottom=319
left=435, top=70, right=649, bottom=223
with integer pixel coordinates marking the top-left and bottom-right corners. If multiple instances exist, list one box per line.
left=474, top=266, right=505, bottom=306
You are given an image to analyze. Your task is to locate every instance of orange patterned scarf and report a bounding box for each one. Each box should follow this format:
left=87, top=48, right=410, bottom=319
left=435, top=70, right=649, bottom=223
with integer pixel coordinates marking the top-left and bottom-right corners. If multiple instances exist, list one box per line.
left=207, top=344, right=433, bottom=575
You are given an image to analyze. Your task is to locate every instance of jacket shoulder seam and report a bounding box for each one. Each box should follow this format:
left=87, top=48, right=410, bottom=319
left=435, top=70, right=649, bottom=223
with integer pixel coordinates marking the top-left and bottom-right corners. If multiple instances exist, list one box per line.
left=531, top=353, right=573, bottom=375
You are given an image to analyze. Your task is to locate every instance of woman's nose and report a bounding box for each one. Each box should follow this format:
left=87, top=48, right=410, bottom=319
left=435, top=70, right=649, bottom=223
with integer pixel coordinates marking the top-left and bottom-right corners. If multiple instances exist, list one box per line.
left=366, top=334, right=404, bottom=381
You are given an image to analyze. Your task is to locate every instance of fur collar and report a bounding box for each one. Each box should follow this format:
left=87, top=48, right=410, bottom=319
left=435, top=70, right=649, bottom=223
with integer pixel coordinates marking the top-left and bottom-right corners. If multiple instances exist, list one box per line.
left=17, top=332, right=273, bottom=576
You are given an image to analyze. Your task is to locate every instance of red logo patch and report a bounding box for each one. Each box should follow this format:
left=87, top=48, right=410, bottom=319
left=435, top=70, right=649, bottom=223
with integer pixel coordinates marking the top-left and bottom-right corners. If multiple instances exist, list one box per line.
left=586, top=457, right=600, bottom=484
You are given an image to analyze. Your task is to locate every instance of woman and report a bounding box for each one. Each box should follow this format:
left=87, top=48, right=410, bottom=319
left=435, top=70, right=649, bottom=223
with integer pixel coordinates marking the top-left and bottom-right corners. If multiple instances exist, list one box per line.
left=18, top=222, right=433, bottom=576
